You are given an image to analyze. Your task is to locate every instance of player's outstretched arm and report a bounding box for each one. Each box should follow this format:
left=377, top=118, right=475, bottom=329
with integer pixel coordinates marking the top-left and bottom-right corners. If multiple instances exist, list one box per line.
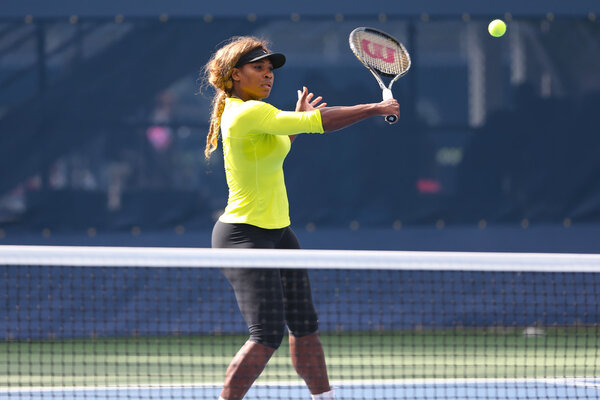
left=320, top=99, right=399, bottom=132
left=296, top=86, right=399, bottom=132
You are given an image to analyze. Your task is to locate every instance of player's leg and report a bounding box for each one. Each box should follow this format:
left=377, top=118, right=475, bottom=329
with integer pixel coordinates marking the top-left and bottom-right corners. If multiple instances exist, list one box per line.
left=219, top=340, right=275, bottom=400
left=214, top=222, right=287, bottom=399
left=289, top=332, right=332, bottom=397
left=219, top=266, right=287, bottom=399
left=278, top=227, right=333, bottom=397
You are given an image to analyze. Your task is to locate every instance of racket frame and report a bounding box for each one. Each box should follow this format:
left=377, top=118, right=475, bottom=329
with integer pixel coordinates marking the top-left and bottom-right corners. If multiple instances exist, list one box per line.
left=349, top=27, right=411, bottom=123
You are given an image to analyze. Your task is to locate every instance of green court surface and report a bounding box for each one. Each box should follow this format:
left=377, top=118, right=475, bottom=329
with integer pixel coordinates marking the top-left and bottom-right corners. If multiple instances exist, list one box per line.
left=1, top=329, right=598, bottom=388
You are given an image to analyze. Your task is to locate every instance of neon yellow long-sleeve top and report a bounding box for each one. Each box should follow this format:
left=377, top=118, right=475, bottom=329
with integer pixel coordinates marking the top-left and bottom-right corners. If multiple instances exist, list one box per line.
left=218, top=97, right=324, bottom=229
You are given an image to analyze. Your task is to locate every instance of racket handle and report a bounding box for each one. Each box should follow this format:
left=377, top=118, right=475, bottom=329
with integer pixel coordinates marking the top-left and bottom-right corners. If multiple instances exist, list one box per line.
left=382, top=88, right=397, bottom=124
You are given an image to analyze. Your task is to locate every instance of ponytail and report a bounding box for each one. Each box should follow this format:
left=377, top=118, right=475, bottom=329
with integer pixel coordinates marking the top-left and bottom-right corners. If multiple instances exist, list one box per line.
left=205, top=90, right=227, bottom=159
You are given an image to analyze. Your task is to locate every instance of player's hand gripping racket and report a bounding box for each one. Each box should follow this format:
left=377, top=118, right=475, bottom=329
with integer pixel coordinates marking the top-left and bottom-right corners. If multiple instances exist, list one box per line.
left=349, top=27, right=411, bottom=124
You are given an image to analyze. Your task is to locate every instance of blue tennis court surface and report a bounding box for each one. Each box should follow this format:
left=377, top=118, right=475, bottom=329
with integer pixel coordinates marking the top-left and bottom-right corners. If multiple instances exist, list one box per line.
left=2, top=379, right=599, bottom=399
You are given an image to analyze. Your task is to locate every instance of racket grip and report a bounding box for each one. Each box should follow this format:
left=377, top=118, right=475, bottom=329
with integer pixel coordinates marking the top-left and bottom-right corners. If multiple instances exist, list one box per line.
left=382, top=88, right=397, bottom=124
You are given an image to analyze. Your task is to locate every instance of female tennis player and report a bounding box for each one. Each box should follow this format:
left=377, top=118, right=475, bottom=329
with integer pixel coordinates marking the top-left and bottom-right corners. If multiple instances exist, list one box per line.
left=203, top=36, right=399, bottom=400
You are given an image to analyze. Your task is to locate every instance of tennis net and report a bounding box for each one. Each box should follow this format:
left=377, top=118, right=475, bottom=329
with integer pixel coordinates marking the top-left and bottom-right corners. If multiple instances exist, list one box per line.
left=1, top=245, right=599, bottom=399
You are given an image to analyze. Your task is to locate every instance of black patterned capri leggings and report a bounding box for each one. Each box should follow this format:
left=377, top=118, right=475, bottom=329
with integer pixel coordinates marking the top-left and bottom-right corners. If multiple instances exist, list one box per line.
left=212, top=220, right=319, bottom=349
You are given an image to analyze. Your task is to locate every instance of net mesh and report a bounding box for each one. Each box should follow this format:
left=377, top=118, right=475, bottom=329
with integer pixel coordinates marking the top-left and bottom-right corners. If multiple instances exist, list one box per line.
left=349, top=29, right=411, bottom=77
left=1, top=245, right=599, bottom=399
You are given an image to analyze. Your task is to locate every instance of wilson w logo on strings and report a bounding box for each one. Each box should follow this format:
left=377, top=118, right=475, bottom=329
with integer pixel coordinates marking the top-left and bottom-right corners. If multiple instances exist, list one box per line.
left=361, top=39, right=396, bottom=63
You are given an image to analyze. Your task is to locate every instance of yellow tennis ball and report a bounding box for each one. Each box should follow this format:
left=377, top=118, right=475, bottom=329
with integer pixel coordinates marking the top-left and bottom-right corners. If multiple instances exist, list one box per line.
left=488, top=19, right=506, bottom=37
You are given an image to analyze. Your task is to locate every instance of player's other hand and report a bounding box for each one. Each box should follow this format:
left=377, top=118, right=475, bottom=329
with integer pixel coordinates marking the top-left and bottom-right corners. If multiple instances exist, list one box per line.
left=379, top=98, right=400, bottom=123
left=296, top=86, right=327, bottom=112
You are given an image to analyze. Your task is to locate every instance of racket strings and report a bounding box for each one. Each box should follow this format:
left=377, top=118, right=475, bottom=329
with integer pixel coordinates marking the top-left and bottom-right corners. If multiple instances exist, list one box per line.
left=350, top=32, right=410, bottom=76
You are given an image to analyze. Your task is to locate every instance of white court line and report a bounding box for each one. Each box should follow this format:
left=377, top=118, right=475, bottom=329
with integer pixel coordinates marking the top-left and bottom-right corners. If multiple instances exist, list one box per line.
left=3, top=377, right=600, bottom=393
left=549, top=378, right=600, bottom=390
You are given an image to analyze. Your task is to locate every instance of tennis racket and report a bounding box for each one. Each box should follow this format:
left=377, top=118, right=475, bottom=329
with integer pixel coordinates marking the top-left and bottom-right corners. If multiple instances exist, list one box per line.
left=349, top=27, right=411, bottom=124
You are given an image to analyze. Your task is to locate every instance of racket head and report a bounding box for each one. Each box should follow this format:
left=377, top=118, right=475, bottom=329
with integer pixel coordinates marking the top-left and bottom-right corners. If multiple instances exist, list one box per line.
left=349, top=27, right=411, bottom=78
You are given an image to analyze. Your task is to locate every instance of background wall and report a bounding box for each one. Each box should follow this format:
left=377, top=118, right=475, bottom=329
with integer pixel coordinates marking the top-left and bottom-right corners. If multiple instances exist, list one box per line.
left=1, top=1, right=600, bottom=252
